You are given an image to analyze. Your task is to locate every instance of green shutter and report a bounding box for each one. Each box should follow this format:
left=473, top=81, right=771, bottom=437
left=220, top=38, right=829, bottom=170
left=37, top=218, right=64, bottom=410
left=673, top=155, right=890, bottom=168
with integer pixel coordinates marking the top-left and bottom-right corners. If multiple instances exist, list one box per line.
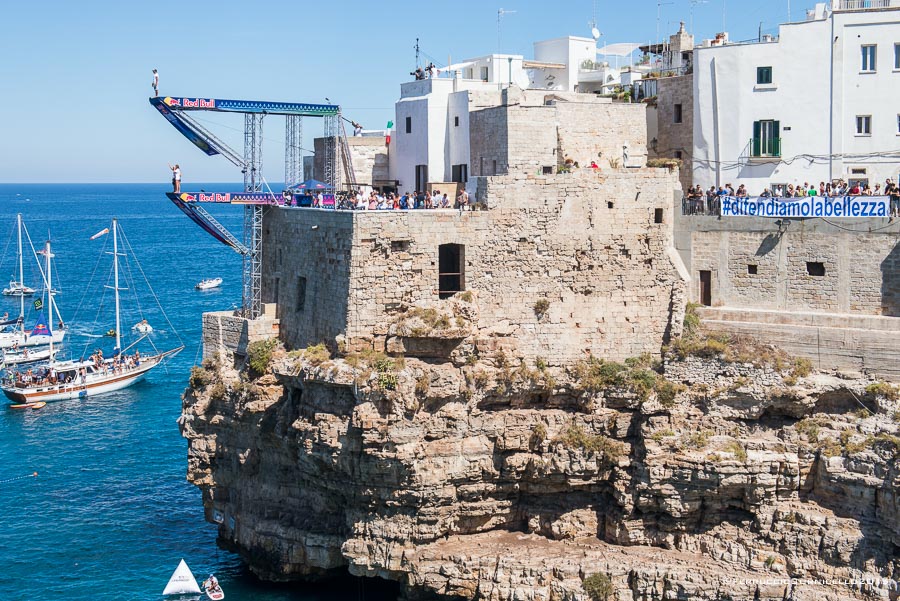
left=773, top=121, right=781, bottom=156
left=752, top=121, right=761, bottom=156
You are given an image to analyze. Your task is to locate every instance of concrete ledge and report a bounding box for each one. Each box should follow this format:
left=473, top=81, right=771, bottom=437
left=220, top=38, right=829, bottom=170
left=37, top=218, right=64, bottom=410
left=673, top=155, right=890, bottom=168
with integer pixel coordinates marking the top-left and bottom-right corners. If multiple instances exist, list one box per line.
left=699, top=312, right=900, bottom=379
left=698, top=306, right=900, bottom=333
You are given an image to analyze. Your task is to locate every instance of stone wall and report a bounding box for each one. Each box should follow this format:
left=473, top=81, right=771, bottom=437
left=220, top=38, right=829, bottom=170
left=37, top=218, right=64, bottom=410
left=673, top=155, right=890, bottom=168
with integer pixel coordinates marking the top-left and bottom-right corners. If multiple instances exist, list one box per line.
left=655, top=75, right=693, bottom=193
left=676, top=213, right=900, bottom=378
left=554, top=101, right=648, bottom=169
left=312, top=136, right=390, bottom=189
left=682, top=216, right=900, bottom=315
left=201, top=306, right=280, bottom=362
left=260, top=168, right=685, bottom=365
left=260, top=209, right=354, bottom=351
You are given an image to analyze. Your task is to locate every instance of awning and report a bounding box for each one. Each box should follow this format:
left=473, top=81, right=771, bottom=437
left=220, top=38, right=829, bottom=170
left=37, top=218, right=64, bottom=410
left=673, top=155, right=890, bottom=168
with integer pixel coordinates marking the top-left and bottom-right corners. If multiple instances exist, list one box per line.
left=596, top=43, right=642, bottom=57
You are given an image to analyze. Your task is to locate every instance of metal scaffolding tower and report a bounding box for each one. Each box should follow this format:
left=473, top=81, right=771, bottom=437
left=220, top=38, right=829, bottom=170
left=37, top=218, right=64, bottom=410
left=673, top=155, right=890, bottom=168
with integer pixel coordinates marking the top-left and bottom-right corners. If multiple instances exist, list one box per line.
left=323, top=113, right=340, bottom=192
left=243, top=114, right=264, bottom=318
left=150, top=96, right=351, bottom=321
left=285, top=115, right=304, bottom=188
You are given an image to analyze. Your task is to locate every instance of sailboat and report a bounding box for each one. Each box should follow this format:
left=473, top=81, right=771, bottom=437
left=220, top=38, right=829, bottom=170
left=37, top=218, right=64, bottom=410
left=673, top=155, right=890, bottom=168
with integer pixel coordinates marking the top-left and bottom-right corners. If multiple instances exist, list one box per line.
left=163, top=559, right=202, bottom=595
left=0, top=219, right=183, bottom=404
left=0, top=214, right=66, bottom=349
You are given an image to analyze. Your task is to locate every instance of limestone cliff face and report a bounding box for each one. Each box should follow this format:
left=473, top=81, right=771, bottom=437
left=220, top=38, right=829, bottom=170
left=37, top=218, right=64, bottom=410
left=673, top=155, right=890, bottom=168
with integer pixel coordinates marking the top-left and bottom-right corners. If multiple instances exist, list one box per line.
left=181, top=327, right=899, bottom=601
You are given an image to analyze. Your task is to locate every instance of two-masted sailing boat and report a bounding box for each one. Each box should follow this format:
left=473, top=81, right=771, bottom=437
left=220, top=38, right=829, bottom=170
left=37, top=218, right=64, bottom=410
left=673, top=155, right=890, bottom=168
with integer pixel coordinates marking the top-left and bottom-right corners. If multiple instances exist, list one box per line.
left=1, top=219, right=183, bottom=404
left=0, top=214, right=66, bottom=351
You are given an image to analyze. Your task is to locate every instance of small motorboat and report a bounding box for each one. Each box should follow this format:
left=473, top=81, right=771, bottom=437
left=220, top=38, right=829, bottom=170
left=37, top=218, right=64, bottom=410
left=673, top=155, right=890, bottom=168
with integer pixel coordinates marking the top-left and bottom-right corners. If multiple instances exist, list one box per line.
left=196, top=277, right=222, bottom=291
left=202, top=575, right=225, bottom=600
left=132, top=319, right=153, bottom=334
left=2, top=280, right=35, bottom=296
left=2, top=346, right=58, bottom=366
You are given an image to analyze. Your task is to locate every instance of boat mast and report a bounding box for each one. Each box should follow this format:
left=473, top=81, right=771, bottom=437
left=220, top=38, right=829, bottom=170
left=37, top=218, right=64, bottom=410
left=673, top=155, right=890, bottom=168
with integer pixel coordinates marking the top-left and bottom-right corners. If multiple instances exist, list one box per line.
left=17, top=214, right=24, bottom=335
left=45, top=238, right=54, bottom=359
left=113, top=219, right=121, bottom=353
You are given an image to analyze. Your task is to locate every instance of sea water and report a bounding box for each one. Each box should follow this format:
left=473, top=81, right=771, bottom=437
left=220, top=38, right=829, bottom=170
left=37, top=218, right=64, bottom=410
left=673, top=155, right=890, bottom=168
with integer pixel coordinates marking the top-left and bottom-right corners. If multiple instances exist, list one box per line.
left=0, top=185, right=398, bottom=601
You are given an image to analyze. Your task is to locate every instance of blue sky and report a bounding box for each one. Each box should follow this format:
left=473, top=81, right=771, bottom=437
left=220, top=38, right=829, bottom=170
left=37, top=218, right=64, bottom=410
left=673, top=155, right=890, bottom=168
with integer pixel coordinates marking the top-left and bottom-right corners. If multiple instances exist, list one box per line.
left=0, top=0, right=797, bottom=184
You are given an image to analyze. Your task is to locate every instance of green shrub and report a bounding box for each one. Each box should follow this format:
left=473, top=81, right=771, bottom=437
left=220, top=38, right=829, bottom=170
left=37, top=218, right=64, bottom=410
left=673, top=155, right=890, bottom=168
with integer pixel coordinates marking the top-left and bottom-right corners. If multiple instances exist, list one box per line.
left=764, top=555, right=777, bottom=569
left=208, top=381, right=227, bottom=402
left=582, top=573, right=614, bottom=601
left=189, top=365, right=214, bottom=388
left=531, top=423, right=548, bottom=448
left=457, top=290, right=474, bottom=303
left=683, top=429, right=712, bottom=450
left=682, top=302, right=702, bottom=338
left=874, top=433, right=900, bottom=456
left=554, top=422, right=624, bottom=462
left=301, top=343, right=330, bottom=366
left=722, top=440, right=747, bottom=462
left=415, top=374, right=429, bottom=397
left=533, top=298, right=550, bottom=316
left=655, top=380, right=684, bottom=408
left=377, top=371, right=398, bottom=391
left=795, top=418, right=821, bottom=443
left=247, top=339, right=278, bottom=377
left=650, top=429, right=675, bottom=443
left=791, top=357, right=813, bottom=378
left=865, top=381, right=898, bottom=401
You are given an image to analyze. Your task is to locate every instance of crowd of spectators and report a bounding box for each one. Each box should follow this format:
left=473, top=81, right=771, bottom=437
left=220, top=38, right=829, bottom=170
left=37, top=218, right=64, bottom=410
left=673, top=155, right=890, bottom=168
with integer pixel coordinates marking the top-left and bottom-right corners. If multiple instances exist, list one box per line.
left=329, top=189, right=474, bottom=212
left=683, top=178, right=900, bottom=216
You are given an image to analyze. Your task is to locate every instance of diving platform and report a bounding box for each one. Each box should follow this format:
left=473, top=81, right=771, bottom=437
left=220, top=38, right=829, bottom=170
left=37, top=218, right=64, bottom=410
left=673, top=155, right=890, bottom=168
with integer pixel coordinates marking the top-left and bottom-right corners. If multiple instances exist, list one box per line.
left=150, top=96, right=338, bottom=117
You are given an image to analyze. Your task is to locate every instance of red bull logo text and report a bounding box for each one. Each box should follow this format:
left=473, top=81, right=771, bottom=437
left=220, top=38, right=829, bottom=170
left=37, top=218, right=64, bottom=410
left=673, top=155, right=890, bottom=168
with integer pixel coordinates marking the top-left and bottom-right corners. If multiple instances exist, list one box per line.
left=162, top=97, right=216, bottom=109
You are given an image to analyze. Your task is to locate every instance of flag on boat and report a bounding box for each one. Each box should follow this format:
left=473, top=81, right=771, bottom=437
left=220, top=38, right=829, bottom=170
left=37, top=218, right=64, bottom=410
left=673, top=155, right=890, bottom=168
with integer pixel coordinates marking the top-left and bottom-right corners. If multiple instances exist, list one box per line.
left=30, top=312, right=51, bottom=336
left=90, top=228, right=109, bottom=240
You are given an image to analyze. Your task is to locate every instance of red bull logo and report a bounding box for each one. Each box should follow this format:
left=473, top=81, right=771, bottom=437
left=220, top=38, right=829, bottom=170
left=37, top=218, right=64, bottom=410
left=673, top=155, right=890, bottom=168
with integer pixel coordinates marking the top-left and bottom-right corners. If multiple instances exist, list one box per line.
left=197, top=193, right=232, bottom=203
left=162, top=97, right=216, bottom=109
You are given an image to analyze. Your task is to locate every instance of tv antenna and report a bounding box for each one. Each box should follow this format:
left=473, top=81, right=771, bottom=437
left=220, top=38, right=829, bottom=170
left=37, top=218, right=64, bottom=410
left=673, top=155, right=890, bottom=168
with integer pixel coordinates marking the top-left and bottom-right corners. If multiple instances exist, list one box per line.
left=590, top=0, right=601, bottom=40
left=690, top=0, right=708, bottom=35
left=498, top=8, right=516, bottom=52
left=657, top=1, right=674, bottom=55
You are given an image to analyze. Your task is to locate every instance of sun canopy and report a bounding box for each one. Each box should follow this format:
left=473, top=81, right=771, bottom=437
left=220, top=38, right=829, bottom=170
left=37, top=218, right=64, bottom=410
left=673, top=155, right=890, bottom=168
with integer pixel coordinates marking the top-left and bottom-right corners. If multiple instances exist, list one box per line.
left=289, top=179, right=332, bottom=190
left=596, top=43, right=642, bottom=57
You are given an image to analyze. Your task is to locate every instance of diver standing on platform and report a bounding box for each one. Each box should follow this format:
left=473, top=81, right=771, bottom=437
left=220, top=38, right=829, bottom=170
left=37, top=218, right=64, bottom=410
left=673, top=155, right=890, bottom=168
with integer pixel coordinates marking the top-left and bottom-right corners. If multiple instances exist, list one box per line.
left=152, top=68, right=158, bottom=96
left=168, top=163, right=181, bottom=193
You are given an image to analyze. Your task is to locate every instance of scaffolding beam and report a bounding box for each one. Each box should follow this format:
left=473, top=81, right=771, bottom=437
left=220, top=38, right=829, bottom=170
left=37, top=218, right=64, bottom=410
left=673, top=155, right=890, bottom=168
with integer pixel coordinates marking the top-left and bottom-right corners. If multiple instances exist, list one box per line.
left=285, top=115, right=303, bottom=188
left=243, top=114, right=265, bottom=318
left=323, top=113, right=340, bottom=192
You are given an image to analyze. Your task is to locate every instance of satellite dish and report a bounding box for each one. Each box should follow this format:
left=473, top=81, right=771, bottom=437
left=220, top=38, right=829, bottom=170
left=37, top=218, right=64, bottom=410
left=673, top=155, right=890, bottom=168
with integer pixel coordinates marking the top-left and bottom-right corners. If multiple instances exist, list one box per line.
left=591, top=27, right=601, bottom=40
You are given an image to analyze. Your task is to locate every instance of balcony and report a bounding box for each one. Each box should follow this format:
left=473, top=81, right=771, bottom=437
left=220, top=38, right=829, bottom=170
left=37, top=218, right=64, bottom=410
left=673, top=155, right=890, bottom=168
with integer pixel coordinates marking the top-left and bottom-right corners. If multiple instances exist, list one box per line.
left=750, top=137, right=781, bottom=159
left=833, top=0, right=899, bottom=10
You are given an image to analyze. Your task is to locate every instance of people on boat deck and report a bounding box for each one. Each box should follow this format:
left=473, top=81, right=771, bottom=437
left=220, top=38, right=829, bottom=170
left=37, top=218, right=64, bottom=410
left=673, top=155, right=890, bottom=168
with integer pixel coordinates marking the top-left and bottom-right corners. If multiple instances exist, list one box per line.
left=204, top=575, right=220, bottom=592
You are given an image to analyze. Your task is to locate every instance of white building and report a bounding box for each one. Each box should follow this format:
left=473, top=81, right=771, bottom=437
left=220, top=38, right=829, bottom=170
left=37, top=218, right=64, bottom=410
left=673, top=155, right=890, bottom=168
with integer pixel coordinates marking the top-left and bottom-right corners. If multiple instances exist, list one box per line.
left=692, top=0, right=900, bottom=193
left=389, top=36, right=645, bottom=192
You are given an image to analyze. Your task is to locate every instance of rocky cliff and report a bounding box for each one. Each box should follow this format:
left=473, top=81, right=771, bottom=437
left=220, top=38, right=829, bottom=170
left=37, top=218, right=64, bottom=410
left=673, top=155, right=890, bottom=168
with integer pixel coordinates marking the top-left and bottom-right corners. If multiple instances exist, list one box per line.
left=180, top=301, right=899, bottom=601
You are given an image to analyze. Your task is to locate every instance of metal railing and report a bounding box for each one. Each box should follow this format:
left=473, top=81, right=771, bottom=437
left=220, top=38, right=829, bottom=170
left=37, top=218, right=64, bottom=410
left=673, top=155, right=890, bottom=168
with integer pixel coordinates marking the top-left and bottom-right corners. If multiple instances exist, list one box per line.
left=834, top=0, right=898, bottom=10
left=750, top=137, right=782, bottom=158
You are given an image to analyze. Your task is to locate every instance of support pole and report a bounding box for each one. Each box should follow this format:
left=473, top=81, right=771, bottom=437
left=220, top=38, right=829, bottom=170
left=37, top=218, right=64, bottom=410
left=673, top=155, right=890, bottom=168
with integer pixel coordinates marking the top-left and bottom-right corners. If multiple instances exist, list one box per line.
left=242, top=114, right=265, bottom=318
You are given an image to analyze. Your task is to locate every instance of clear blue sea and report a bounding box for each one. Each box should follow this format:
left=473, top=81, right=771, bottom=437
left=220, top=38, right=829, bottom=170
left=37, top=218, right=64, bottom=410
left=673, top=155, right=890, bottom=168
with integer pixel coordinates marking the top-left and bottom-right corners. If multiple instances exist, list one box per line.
left=0, top=185, right=398, bottom=601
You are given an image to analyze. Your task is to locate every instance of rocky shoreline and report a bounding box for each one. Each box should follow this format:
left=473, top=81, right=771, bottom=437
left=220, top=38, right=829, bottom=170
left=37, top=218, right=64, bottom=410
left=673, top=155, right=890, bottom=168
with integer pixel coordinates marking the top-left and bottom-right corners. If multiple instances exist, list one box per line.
left=180, top=303, right=899, bottom=601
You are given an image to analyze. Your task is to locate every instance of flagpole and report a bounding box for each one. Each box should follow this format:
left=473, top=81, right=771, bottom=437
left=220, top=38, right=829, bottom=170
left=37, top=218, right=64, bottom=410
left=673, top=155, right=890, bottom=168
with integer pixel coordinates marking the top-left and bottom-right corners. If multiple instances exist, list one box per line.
left=45, top=239, right=53, bottom=361
left=17, top=214, right=24, bottom=337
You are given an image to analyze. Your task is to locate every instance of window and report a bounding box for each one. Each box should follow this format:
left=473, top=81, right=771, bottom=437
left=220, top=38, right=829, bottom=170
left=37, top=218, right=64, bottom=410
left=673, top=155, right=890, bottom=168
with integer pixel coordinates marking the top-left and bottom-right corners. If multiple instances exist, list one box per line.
left=897, top=114, right=900, bottom=135
left=391, top=240, right=410, bottom=253
left=673, top=103, right=683, bottom=124
left=654, top=208, right=664, bottom=224
left=542, top=166, right=554, bottom=175
left=856, top=115, right=872, bottom=135
left=464, top=67, right=474, bottom=79
left=296, top=277, right=307, bottom=311
left=757, top=66, right=773, bottom=84
left=895, top=43, right=900, bottom=69
left=438, top=244, right=465, bottom=299
left=861, top=45, right=876, bottom=72
left=806, top=262, right=825, bottom=277
left=674, top=150, right=683, bottom=160
left=751, top=120, right=780, bottom=157
left=415, top=164, right=428, bottom=191
left=454, top=116, right=460, bottom=127
left=480, top=66, right=489, bottom=81
left=492, top=159, right=497, bottom=175
left=747, top=265, right=758, bottom=275
left=405, top=116, right=412, bottom=134
left=451, top=164, right=468, bottom=183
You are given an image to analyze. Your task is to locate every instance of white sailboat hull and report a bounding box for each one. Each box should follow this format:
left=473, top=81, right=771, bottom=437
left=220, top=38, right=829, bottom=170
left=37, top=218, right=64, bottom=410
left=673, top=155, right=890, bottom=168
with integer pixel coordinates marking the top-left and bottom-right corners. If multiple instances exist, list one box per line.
left=0, top=329, right=66, bottom=349
left=1, top=349, right=181, bottom=403
left=2, top=347, right=57, bottom=366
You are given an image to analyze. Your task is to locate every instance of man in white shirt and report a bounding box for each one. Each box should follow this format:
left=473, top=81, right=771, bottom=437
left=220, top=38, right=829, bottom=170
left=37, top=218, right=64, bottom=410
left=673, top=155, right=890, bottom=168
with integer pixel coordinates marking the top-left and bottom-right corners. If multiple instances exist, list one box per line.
left=152, top=69, right=159, bottom=97
left=168, top=163, right=181, bottom=193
